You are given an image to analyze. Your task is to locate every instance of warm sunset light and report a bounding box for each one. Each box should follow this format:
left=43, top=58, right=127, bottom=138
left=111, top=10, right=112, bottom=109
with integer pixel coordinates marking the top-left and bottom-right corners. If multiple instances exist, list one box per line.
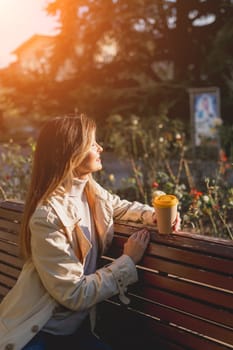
left=0, top=0, right=58, bottom=68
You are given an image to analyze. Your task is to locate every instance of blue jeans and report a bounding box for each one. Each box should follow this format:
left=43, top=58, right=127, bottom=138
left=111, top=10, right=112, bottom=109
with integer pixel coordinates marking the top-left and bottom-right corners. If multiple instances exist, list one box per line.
left=22, top=323, right=112, bottom=350
left=22, top=333, right=46, bottom=350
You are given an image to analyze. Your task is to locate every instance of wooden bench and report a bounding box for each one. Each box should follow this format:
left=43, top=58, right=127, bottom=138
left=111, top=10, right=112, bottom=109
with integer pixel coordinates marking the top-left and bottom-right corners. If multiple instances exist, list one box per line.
left=0, top=200, right=233, bottom=350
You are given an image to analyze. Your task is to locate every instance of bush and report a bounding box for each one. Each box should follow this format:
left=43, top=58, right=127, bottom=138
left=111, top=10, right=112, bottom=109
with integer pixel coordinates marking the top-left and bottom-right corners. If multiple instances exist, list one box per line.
left=100, top=114, right=233, bottom=240
left=0, top=139, right=34, bottom=201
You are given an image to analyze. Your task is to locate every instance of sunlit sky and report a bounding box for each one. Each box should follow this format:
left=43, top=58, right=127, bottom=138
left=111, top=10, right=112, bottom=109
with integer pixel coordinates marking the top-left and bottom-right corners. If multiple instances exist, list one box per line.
left=0, top=0, right=59, bottom=68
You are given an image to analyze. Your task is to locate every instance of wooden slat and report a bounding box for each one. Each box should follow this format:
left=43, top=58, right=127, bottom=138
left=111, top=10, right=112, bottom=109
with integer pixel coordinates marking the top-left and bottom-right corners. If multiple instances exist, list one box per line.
left=0, top=208, right=23, bottom=222
left=142, top=270, right=233, bottom=311
left=0, top=239, right=20, bottom=256
left=110, top=233, right=233, bottom=275
left=108, top=297, right=233, bottom=347
left=100, top=271, right=233, bottom=347
left=114, top=221, right=233, bottom=258
left=0, top=263, right=21, bottom=279
left=147, top=243, right=233, bottom=275
left=142, top=255, right=233, bottom=291
left=0, top=251, right=23, bottom=268
left=129, top=285, right=233, bottom=331
left=0, top=273, right=19, bottom=289
left=101, top=253, right=233, bottom=301
left=98, top=301, right=232, bottom=350
left=0, top=230, right=19, bottom=243
left=106, top=237, right=233, bottom=291
left=0, top=218, right=22, bottom=233
left=0, top=200, right=24, bottom=213
left=147, top=316, right=232, bottom=350
left=106, top=293, right=233, bottom=346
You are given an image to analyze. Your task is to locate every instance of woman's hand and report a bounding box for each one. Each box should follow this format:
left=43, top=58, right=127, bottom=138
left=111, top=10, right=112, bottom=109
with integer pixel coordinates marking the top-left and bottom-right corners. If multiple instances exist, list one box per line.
left=172, top=212, right=181, bottom=232
left=123, top=228, right=150, bottom=264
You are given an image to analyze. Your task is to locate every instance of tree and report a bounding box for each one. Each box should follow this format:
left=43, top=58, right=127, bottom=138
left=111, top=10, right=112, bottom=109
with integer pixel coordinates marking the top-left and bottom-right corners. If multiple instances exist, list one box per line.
left=1, top=1, right=233, bottom=127
left=44, top=0, right=233, bottom=123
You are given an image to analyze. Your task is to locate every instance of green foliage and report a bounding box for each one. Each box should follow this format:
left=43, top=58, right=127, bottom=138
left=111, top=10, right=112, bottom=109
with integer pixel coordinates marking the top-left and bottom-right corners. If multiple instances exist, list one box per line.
left=101, top=111, right=186, bottom=202
left=182, top=178, right=233, bottom=239
left=44, top=0, right=233, bottom=124
left=0, top=140, right=34, bottom=201
left=150, top=171, right=233, bottom=240
left=101, top=114, right=233, bottom=239
left=219, top=123, right=233, bottom=161
left=2, top=0, right=233, bottom=126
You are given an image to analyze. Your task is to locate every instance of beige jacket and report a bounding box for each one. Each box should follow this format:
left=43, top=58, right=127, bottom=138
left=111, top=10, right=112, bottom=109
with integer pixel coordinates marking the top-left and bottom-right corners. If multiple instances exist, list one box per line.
left=0, top=181, right=155, bottom=350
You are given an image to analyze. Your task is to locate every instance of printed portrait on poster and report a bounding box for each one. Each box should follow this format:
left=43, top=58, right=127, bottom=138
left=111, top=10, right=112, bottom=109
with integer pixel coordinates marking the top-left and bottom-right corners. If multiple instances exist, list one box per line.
left=189, top=87, right=222, bottom=147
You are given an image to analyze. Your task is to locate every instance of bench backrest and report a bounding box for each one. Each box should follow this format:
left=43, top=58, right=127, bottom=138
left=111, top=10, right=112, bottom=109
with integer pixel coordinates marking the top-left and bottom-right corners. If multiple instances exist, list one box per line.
left=0, top=200, right=233, bottom=350
left=98, top=222, right=233, bottom=350
left=0, top=200, right=23, bottom=300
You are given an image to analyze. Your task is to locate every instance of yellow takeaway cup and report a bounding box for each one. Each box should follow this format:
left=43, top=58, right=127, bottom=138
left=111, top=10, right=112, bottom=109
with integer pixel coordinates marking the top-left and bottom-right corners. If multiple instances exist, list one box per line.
left=152, top=194, right=178, bottom=234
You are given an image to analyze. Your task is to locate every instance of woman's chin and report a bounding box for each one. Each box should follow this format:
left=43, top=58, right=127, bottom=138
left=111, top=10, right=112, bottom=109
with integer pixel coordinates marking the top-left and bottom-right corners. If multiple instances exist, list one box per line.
left=94, top=163, right=102, bottom=172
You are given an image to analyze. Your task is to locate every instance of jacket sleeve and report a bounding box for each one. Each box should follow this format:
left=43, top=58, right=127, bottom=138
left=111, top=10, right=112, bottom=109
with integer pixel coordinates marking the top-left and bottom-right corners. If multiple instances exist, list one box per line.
left=30, top=205, right=138, bottom=311
left=95, top=182, right=156, bottom=225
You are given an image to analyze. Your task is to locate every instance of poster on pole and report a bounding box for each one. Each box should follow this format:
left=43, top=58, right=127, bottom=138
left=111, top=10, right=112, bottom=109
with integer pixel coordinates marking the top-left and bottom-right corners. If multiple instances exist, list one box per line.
left=189, top=87, right=222, bottom=148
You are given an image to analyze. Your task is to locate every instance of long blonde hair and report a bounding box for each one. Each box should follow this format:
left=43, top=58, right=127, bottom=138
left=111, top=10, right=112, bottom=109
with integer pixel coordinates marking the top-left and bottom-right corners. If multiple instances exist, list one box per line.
left=20, top=114, right=97, bottom=259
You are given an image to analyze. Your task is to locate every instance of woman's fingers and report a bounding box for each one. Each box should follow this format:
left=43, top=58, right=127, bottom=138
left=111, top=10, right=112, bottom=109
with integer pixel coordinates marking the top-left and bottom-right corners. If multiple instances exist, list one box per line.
left=124, top=228, right=150, bottom=264
left=130, top=228, right=150, bottom=241
left=173, top=212, right=181, bottom=232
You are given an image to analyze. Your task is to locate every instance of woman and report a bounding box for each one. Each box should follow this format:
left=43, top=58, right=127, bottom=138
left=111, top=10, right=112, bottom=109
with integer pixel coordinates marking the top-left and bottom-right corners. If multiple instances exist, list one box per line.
left=0, top=114, right=180, bottom=350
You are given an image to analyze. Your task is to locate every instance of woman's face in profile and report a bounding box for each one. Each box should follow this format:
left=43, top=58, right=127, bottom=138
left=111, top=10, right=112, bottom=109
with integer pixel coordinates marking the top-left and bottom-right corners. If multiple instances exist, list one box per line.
left=78, top=131, right=103, bottom=178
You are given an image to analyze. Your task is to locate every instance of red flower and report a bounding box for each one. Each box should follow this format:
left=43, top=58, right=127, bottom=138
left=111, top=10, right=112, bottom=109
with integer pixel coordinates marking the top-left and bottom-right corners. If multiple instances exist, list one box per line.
left=190, top=188, right=203, bottom=199
left=152, top=181, right=159, bottom=188
left=219, top=149, right=227, bottom=162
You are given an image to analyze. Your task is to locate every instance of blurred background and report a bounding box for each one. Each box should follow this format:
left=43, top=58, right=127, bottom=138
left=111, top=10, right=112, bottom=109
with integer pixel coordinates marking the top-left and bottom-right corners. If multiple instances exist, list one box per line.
left=0, top=0, right=232, bottom=238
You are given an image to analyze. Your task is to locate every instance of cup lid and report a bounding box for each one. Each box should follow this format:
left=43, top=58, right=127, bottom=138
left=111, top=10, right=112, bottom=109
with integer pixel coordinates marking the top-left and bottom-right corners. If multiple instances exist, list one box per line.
left=153, top=194, right=178, bottom=208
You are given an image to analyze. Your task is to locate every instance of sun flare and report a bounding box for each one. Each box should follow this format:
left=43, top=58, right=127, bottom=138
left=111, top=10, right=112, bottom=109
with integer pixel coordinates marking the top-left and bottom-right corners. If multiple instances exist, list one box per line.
left=0, top=0, right=57, bottom=68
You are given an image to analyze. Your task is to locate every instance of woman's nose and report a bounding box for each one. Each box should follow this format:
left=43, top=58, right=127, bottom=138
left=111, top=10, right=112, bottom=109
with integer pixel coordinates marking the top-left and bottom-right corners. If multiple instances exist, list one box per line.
left=98, top=143, right=103, bottom=152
